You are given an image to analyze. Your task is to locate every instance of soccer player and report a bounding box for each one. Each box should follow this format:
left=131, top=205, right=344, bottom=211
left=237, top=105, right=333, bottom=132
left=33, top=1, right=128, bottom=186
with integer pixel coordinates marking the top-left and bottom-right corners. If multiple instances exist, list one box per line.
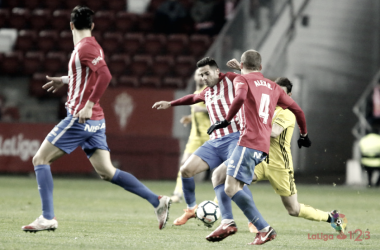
left=153, top=57, right=253, bottom=226
left=206, top=50, right=311, bottom=245
left=21, top=6, right=171, bottom=232
left=171, top=69, right=211, bottom=203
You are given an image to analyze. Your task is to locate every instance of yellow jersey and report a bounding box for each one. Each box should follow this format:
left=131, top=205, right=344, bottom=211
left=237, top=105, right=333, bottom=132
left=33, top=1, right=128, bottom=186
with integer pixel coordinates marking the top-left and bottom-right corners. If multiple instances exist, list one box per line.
left=359, top=133, right=380, bottom=167
left=189, top=88, right=210, bottom=141
left=267, top=106, right=296, bottom=170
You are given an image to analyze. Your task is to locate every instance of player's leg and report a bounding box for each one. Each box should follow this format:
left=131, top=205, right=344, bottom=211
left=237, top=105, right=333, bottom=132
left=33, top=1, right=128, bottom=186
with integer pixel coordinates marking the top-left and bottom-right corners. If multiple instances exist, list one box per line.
left=171, top=151, right=192, bottom=203
left=364, top=166, right=373, bottom=187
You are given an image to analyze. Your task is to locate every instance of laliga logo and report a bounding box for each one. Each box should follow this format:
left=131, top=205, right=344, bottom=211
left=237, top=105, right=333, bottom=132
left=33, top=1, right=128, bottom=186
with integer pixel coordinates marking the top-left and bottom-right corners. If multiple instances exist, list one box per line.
left=0, top=134, right=40, bottom=161
left=114, top=92, right=134, bottom=131
left=331, top=213, right=348, bottom=233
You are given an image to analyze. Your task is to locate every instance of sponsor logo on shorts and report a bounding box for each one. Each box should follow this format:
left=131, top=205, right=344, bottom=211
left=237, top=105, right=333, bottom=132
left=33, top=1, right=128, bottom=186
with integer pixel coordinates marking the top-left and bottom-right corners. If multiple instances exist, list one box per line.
left=253, top=152, right=262, bottom=159
left=84, top=123, right=106, bottom=132
left=48, top=127, right=59, bottom=137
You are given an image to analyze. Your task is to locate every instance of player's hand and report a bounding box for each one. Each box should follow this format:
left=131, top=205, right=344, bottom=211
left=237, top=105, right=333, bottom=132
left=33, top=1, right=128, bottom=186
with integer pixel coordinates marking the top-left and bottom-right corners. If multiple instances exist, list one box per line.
left=180, top=115, right=192, bottom=127
left=75, top=106, right=92, bottom=124
left=43, top=76, right=65, bottom=93
left=152, top=101, right=171, bottom=110
left=226, top=59, right=241, bottom=71
left=207, top=120, right=230, bottom=135
left=297, top=134, right=311, bottom=148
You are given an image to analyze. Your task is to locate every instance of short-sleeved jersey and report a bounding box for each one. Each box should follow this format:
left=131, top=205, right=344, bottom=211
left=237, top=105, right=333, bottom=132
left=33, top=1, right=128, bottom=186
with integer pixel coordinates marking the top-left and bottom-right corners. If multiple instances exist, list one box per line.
left=267, top=106, right=295, bottom=170
left=66, top=37, right=107, bottom=120
left=235, top=72, right=294, bottom=153
left=197, top=72, right=241, bottom=140
left=189, top=87, right=210, bottom=141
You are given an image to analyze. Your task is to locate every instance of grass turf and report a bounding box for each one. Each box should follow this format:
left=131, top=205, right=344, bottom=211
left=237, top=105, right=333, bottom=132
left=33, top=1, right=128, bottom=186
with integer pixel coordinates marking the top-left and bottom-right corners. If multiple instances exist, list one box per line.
left=0, top=176, right=379, bottom=249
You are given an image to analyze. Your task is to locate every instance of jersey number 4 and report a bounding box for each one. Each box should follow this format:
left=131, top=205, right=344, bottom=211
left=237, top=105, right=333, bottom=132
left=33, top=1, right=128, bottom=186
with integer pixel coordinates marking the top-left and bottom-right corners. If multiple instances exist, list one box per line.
left=259, top=94, right=270, bottom=124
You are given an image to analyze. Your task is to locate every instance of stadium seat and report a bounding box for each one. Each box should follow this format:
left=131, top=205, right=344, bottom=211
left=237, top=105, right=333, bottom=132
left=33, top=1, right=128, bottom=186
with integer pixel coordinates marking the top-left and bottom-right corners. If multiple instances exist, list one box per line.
left=64, top=0, right=83, bottom=10
left=92, top=31, right=103, bottom=43
left=37, top=30, right=58, bottom=52
left=123, top=33, right=144, bottom=55
left=108, top=54, right=130, bottom=78
left=166, top=34, right=189, bottom=55
left=43, top=52, right=66, bottom=75
left=175, top=56, right=195, bottom=78
left=9, top=8, right=30, bottom=30
left=141, top=76, right=161, bottom=88
left=107, top=0, right=127, bottom=11
left=147, top=0, right=166, bottom=13
left=152, top=55, right=174, bottom=77
left=84, top=0, right=105, bottom=11
left=118, top=76, right=140, bottom=88
left=162, top=77, right=185, bottom=89
left=25, top=0, right=42, bottom=10
left=2, top=106, right=20, bottom=121
left=93, top=11, right=115, bottom=33
left=58, top=31, right=74, bottom=53
left=15, top=30, right=37, bottom=52
left=30, top=73, right=48, bottom=98
left=102, top=32, right=123, bottom=54
left=189, top=34, right=211, bottom=57
left=31, top=9, right=51, bottom=30
left=131, top=55, right=153, bottom=77
left=23, top=51, right=44, bottom=75
left=0, top=51, right=23, bottom=75
left=115, top=12, right=137, bottom=32
left=137, top=13, right=155, bottom=33
left=6, top=0, right=20, bottom=9
left=44, top=0, right=63, bottom=11
left=0, top=9, right=10, bottom=28
left=143, top=34, right=166, bottom=56
left=52, top=10, right=71, bottom=32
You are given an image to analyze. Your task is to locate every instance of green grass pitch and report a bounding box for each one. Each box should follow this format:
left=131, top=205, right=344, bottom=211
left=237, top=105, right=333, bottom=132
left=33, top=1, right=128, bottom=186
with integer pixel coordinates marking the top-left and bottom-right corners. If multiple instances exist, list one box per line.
left=0, top=177, right=379, bottom=249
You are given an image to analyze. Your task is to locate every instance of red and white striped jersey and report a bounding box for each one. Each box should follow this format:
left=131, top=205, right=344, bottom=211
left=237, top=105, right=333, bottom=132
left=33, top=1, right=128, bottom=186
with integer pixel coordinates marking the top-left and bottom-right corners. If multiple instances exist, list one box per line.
left=66, top=37, right=107, bottom=120
left=197, top=72, right=241, bottom=140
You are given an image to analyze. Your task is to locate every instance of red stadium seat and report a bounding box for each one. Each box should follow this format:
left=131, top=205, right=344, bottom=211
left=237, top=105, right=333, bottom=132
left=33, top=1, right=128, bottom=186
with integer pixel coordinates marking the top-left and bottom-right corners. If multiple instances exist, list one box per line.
left=9, top=8, right=30, bottom=30
left=37, top=30, right=58, bottom=52
left=107, top=0, right=127, bottom=11
left=152, top=55, right=174, bottom=77
left=84, top=0, right=105, bottom=11
left=115, top=12, right=137, bottom=32
left=64, top=0, right=83, bottom=10
left=30, top=73, right=48, bottom=98
left=147, top=0, right=166, bottom=13
left=141, top=76, right=161, bottom=88
left=162, top=77, right=185, bottom=89
left=31, top=9, right=51, bottom=30
left=123, top=33, right=144, bottom=55
left=52, top=10, right=71, bottom=32
left=15, top=30, right=37, bottom=52
left=1, top=51, right=23, bottom=75
left=166, top=34, right=189, bottom=55
left=118, top=76, right=140, bottom=88
left=44, top=0, right=63, bottom=11
left=0, top=9, right=10, bottom=28
left=43, top=52, right=66, bottom=75
left=93, top=11, right=115, bottom=33
left=175, top=56, right=195, bottom=78
left=59, top=31, right=74, bottom=53
left=25, top=0, right=42, bottom=10
left=137, top=13, right=155, bottom=33
left=23, top=51, right=44, bottom=75
left=102, top=32, right=123, bottom=54
left=144, top=34, right=166, bottom=56
left=108, top=54, right=130, bottom=77
left=189, top=34, right=211, bottom=57
left=2, top=106, right=20, bottom=121
left=130, top=55, right=153, bottom=77
left=92, top=31, right=102, bottom=43
left=6, top=0, right=20, bottom=9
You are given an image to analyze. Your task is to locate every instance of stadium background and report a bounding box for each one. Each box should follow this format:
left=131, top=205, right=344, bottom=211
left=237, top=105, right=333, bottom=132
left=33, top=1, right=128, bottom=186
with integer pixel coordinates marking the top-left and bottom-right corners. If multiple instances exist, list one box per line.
left=0, top=0, right=379, bottom=187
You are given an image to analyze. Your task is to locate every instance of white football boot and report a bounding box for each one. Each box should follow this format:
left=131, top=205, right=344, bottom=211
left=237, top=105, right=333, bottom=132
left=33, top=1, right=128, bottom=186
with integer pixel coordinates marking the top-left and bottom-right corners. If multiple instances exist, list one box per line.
left=22, top=215, right=58, bottom=233
left=154, top=195, right=171, bottom=229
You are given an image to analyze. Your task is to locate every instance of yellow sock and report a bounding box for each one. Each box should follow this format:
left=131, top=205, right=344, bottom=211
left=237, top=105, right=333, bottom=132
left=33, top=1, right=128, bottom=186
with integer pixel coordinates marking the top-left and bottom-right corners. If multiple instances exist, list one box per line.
left=173, top=171, right=183, bottom=196
left=298, top=203, right=329, bottom=222
left=213, top=196, right=218, bottom=205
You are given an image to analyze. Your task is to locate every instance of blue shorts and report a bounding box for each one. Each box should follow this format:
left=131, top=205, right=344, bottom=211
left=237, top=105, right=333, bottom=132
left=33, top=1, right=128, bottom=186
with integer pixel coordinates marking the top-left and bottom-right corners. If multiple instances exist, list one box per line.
left=193, top=132, right=240, bottom=170
left=46, top=112, right=110, bottom=158
left=225, top=145, right=267, bottom=185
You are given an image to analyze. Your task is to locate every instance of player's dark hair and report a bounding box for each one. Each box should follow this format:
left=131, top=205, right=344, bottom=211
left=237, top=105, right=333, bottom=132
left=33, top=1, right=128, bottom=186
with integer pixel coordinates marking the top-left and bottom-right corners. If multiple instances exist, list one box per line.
left=275, top=77, right=293, bottom=94
left=71, top=6, right=94, bottom=30
left=196, top=57, right=219, bottom=69
left=241, top=50, right=261, bottom=71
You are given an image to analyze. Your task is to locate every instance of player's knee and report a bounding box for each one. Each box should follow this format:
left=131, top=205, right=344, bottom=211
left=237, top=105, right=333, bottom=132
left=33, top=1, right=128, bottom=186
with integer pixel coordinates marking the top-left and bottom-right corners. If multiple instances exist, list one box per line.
left=99, top=174, right=112, bottom=181
left=180, top=165, right=194, bottom=178
left=32, top=153, right=48, bottom=166
left=224, top=185, right=235, bottom=198
left=211, top=170, right=224, bottom=187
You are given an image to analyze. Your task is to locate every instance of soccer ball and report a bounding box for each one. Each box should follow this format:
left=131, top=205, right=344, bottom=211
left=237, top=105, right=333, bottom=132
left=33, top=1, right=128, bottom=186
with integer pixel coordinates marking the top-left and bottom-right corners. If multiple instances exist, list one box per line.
left=196, top=200, right=221, bottom=226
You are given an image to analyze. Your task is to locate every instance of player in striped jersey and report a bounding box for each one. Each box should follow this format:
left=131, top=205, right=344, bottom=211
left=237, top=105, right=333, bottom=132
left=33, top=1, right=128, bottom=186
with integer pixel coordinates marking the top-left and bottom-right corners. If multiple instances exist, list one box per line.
left=153, top=57, right=255, bottom=226
left=22, top=6, right=171, bottom=233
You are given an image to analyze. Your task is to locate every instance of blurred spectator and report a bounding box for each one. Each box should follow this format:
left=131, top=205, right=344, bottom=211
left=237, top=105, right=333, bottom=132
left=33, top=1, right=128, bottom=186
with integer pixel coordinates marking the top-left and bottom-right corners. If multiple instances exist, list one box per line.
left=359, top=133, right=380, bottom=187
left=0, top=94, right=4, bottom=120
left=154, top=0, right=187, bottom=34
left=191, top=0, right=225, bottom=36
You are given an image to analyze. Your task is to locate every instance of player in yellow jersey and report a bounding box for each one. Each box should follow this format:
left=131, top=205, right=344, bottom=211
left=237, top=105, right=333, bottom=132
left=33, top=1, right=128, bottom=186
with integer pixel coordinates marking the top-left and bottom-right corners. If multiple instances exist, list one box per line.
left=171, top=69, right=211, bottom=203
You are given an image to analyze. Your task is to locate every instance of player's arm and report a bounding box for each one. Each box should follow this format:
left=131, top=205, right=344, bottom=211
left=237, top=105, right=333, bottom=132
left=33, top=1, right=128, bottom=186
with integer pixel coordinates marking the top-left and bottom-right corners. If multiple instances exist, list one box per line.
left=75, top=65, right=112, bottom=123
left=180, top=115, right=192, bottom=127
left=152, top=92, right=205, bottom=110
left=226, top=58, right=241, bottom=71
left=207, top=77, right=248, bottom=135
left=271, top=123, right=284, bottom=138
left=192, top=105, right=208, bottom=113
left=42, top=75, right=68, bottom=93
